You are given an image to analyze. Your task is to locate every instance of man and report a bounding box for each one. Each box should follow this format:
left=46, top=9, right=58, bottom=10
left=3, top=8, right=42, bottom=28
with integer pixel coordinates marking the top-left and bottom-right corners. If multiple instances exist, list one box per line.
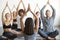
left=39, top=0, right=59, bottom=40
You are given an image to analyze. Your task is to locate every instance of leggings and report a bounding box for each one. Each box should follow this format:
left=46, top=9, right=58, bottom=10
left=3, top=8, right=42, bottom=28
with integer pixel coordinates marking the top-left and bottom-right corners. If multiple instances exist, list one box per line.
left=3, top=32, right=17, bottom=39
left=38, top=29, right=59, bottom=39
left=0, top=37, right=8, bottom=40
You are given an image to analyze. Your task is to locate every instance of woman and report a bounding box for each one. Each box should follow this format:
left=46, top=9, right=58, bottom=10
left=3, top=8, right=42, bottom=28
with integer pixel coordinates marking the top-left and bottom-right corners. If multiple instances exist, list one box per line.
left=2, top=2, right=19, bottom=40
left=12, top=0, right=27, bottom=31
left=11, top=5, right=18, bottom=30
left=20, top=4, right=39, bottom=40
left=34, top=4, right=41, bottom=29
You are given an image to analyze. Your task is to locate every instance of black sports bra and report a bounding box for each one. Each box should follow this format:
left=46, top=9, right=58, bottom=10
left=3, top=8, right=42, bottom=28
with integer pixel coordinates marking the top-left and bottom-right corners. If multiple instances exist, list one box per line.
left=13, top=19, right=17, bottom=22
left=3, top=24, right=11, bottom=29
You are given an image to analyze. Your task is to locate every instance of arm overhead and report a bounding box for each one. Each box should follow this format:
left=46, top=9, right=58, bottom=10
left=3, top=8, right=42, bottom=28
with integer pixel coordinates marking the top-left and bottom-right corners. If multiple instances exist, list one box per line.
left=21, top=0, right=26, bottom=11
left=34, top=4, right=40, bottom=13
left=2, top=2, right=8, bottom=24
left=40, top=5, right=46, bottom=20
left=47, top=0, right=55, bottom=19
left=50, top=5, right=55, bottom=19
left=16, top=0, right=21, bottom=14
left=20, top=16, right=25, bottom=32
left=29, top=4, right=39, bottom=32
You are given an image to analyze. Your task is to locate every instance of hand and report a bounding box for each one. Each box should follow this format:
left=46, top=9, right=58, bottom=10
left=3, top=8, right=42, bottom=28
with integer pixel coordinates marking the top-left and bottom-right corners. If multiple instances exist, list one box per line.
left=48, top=37, right=54, bottom=40
left=20, top=0, right=23, bottom=2
left=6, top=1, right=8, bottom=6
left=47, top=0, right=50, bottom=5
left=46, top=0, right=50, bottom=6
left=36, top=4, right=38, bottom=7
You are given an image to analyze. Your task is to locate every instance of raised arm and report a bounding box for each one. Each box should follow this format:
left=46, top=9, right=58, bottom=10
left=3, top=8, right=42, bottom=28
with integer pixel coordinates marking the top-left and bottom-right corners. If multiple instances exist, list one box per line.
left=48, top=0, right=55, bottom=19
left=30, top=9, right=39, bottom=32
left=34, top=4, right=40, bottom=13
left=40, top=5, right=46, bottom=20
left=11, top=5, right=16, bottom=11
left=2, top=2, right=7, bottom=24
left=29, top=4, right=39, bottom=32
left=20, top=16, right=25, bottom=32
left=21, top=0, right=26, bottom=11
left=37, top=4, right=40, bottom=11
left=7, top=2, right=13, bottom=22
left=16, top=0, right=21, bottom=13
left=50, top=5, right=55, bottom=19
left=34, top=4, right=37, bottom=13
left=8, top=4, right=11, bottom=14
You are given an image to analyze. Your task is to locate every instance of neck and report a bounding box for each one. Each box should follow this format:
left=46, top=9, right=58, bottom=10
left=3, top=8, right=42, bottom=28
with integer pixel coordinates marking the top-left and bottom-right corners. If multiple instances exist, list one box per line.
left=6, top=19, right=10, bottom=22
left=46, top=17, right=50, bottom=19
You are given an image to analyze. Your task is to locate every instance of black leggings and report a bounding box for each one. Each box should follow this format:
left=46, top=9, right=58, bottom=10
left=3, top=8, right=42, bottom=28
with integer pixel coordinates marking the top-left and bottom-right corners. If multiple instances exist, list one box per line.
left=3, top=32, right=17, bottom=39
left=0, top=37, right=8, bottom=40
left=12, top=24, right=22, bottom=31
left=38, top=29, right=59, bottom=39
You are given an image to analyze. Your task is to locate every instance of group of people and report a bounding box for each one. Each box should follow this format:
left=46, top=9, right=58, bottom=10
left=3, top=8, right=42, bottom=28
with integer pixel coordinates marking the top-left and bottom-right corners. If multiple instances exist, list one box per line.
left=1, top=0, right=59, bottom=40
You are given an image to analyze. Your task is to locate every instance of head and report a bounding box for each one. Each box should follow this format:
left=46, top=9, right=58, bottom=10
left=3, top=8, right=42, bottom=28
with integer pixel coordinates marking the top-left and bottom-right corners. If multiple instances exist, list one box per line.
left=45, top=10, right=51, bottom=17
left=13, top=11, right=17, bottom=17
left=24, top=18, right=34, bottom=35
left=18, top=9, right=25, bottom=16
left=36, top=11, right=40, bottom=16
left=36, top=11, right=40, bottom=18
left=5, top=13, right=10, bottom=20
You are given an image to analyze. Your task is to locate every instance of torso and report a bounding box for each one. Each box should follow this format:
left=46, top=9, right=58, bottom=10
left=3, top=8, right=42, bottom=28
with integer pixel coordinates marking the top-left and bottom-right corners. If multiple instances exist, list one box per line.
left=43, top=17, right=54, bottom=33
left=24, top=32, right=37, bottom=40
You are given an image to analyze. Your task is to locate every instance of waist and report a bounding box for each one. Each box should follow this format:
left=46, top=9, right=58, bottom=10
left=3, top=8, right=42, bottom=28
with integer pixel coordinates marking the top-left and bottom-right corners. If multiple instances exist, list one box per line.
left=4, top=28, right=11, bottom=32
left=13, top=22, right=17, bottom=24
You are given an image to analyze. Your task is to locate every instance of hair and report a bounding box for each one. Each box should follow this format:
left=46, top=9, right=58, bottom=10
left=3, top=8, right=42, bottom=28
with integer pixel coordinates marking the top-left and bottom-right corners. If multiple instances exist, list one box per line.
left=24, top=18, right=34, bottom=35
left=46, top=10, right=50, bottom=13
left=18, top=9, right=25, bottom=16
left=36, top=11, right=39, bottom=14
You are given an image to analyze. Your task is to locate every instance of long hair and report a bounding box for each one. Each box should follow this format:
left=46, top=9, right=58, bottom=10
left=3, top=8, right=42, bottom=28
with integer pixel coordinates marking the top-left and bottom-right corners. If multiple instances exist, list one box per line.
left=24, top=18, right=34, bottom=35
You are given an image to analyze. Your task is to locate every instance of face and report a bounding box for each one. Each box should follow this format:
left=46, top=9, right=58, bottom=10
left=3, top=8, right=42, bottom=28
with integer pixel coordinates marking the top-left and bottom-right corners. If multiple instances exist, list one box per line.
left=36, top=12, right=40, bottom=18
left=46, top=10, right=51, bottom=17
left=20, top=12, right=24, bottom=16
left=5, top=13, right=10, bottom=20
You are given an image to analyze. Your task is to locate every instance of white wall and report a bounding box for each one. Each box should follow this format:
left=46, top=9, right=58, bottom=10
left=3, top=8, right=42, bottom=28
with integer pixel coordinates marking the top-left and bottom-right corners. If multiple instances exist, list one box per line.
left=0, top=0, right=60, bottom=27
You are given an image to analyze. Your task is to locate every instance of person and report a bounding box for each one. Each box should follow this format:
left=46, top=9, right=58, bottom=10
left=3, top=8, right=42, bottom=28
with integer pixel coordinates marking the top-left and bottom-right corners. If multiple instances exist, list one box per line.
left=11, top=5, right=18, bottom=30
left=40, top=0, right=59, bottom=40
left=16, top=0, right=27, bottom=31
left=2, top=2, right=20, bottom=40
left=19, top=4, right=39, bottom=40
left=34, top=4, right=42, bottom=30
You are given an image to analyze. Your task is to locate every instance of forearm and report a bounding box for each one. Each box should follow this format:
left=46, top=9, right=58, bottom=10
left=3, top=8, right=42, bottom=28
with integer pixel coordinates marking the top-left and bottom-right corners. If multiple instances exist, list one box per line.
left=35, top=18, right=39, bottom=32
left=2, top=6, right=7, bottom=23
left=22, top=1, right=26, bottom=11
left=50, top=5, right=55, bottom=18
left=40, top=5, right=46, bottom=19
left=8, top=6, right=11, bottom=13
left=20, top=19, right=24, bottom=32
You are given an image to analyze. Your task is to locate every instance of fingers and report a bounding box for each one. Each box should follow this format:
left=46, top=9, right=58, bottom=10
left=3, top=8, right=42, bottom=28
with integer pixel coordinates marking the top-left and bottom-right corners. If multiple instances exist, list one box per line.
left=46, top=0, right=50, bottom=6
left=6, top=1, right=8, bottom=6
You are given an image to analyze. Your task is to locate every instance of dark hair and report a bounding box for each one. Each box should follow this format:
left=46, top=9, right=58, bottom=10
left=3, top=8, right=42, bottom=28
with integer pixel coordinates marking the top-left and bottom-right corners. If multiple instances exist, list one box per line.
left=24, top=18, right=34, bottom=35
left=46, top=10, right=50, bottom=13
left=18, top=9, right=25, bottom=16
left=36, top=11, right=39, bottom=14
